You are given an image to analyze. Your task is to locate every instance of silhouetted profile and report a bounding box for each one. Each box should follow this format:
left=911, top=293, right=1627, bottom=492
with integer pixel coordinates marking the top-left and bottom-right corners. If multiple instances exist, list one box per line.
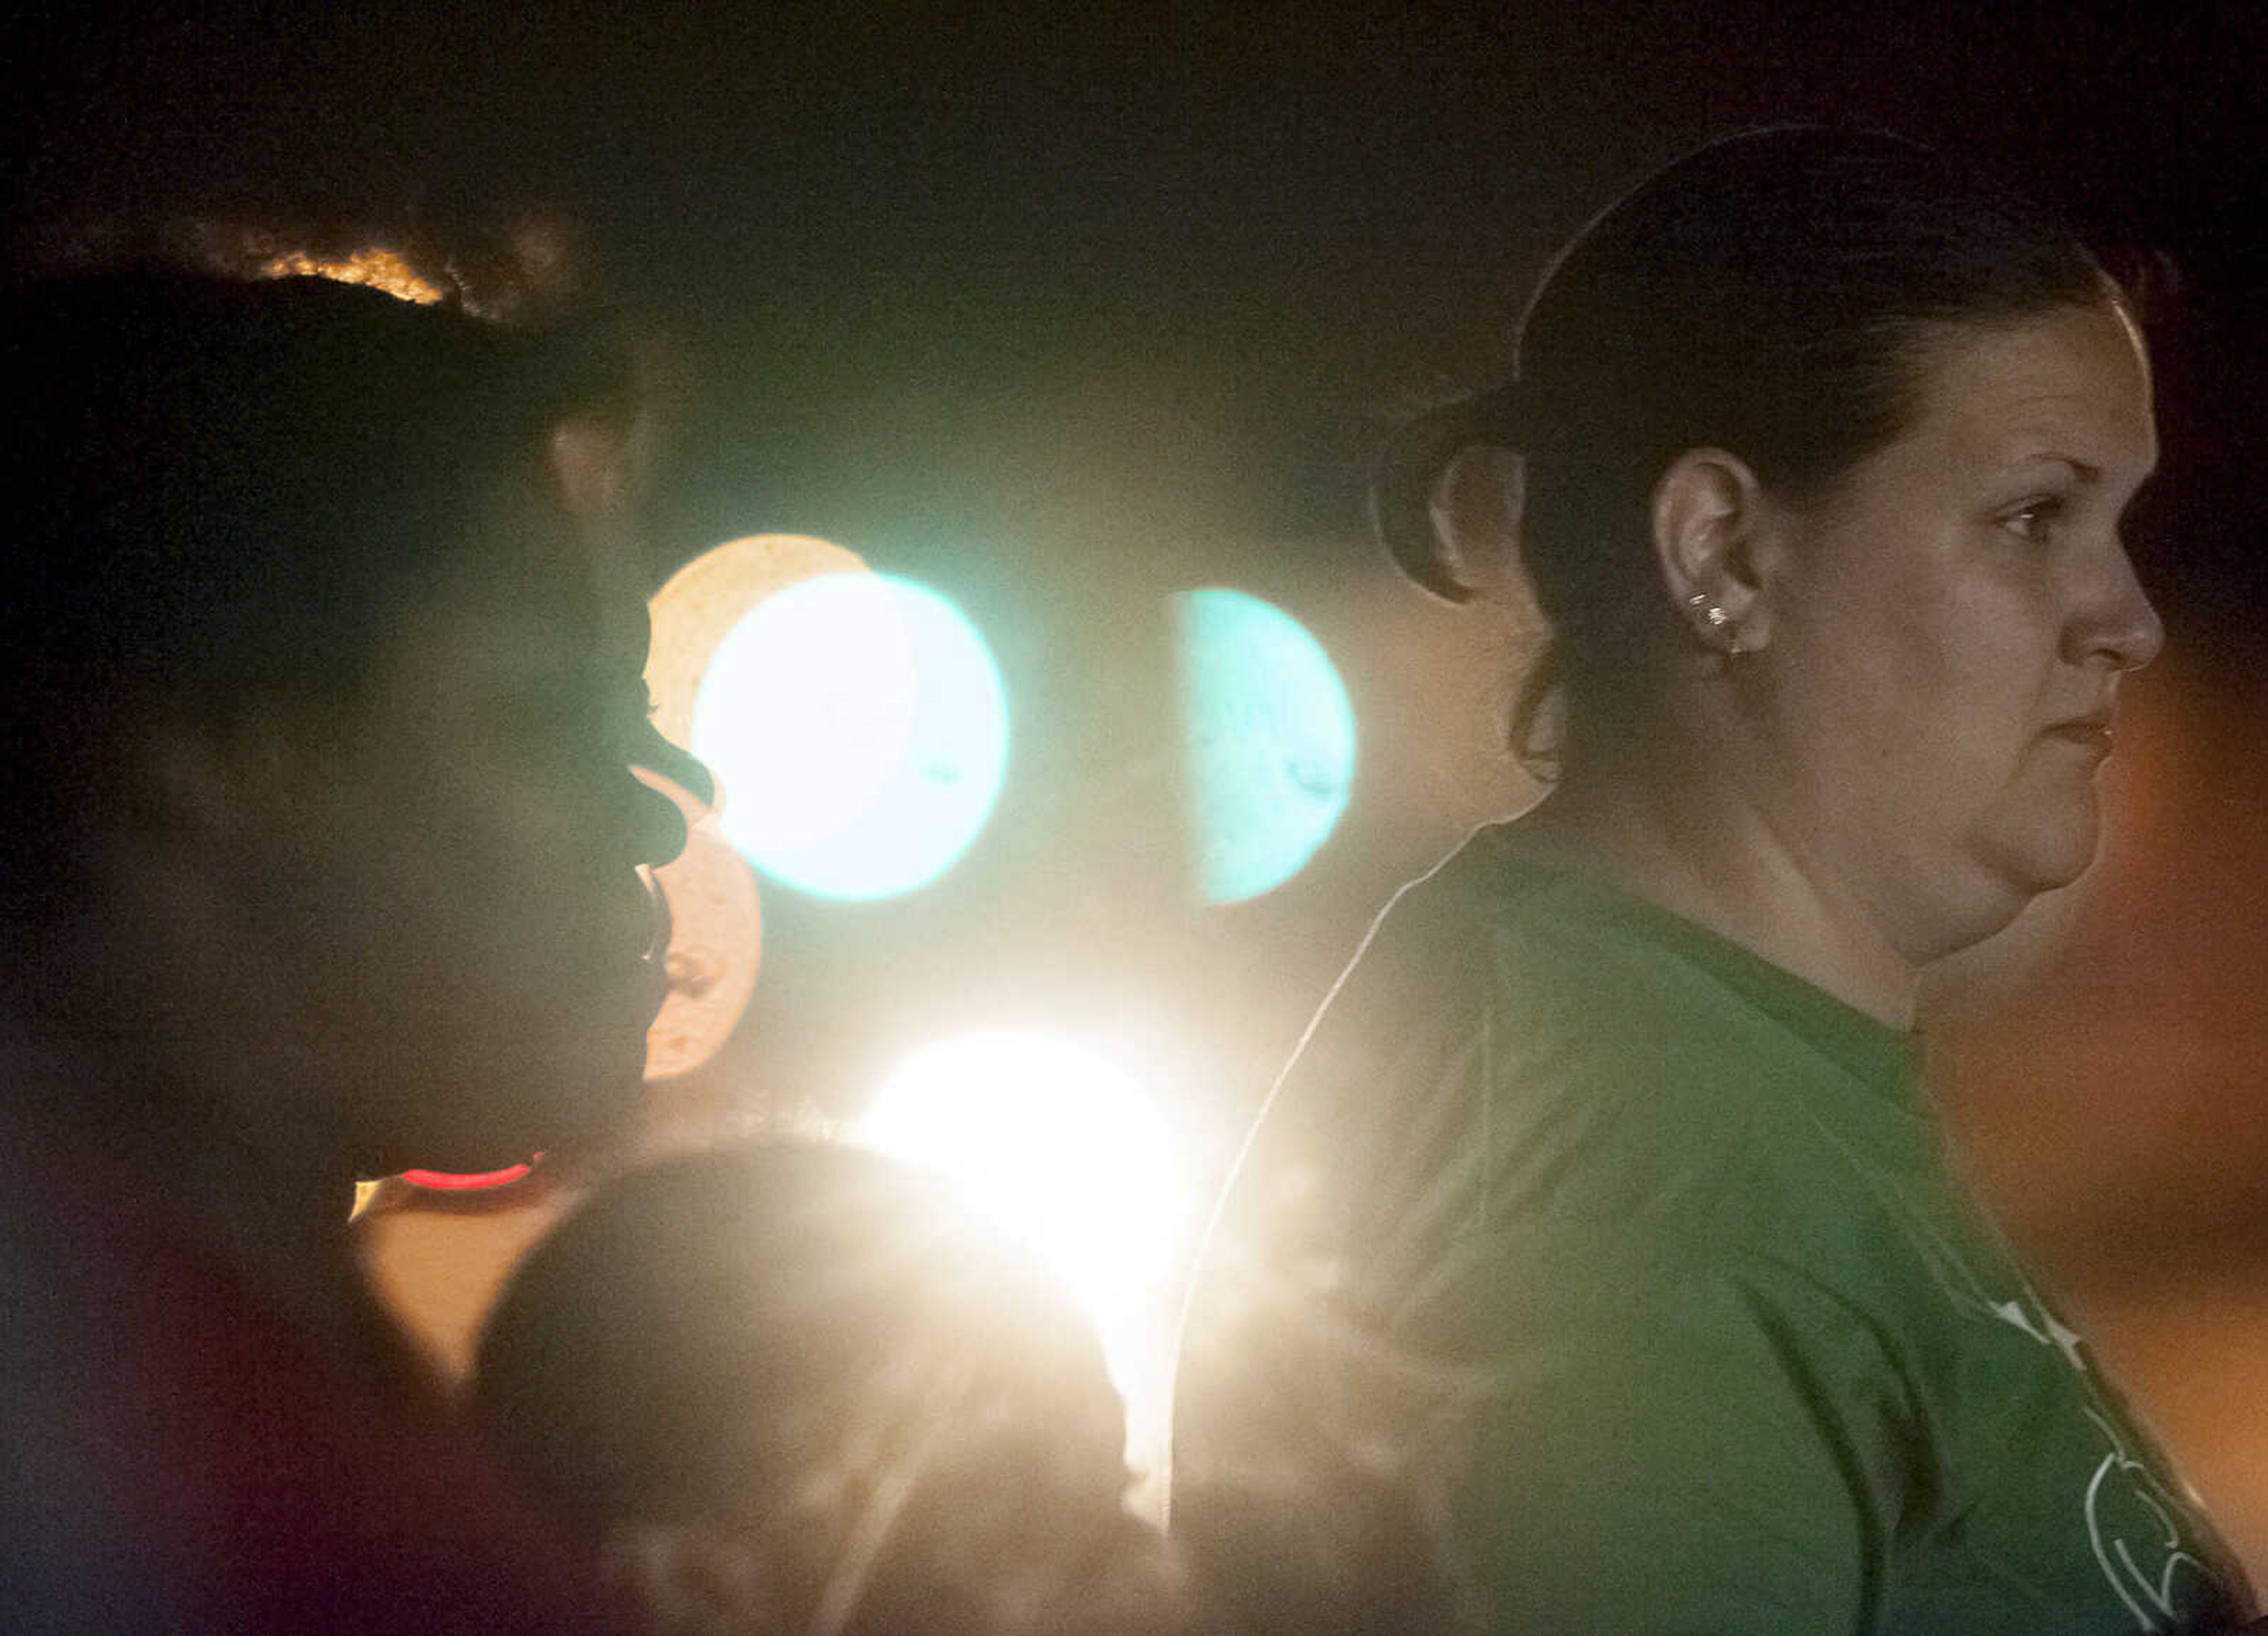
left=0, top=269, right=684, bottom=1631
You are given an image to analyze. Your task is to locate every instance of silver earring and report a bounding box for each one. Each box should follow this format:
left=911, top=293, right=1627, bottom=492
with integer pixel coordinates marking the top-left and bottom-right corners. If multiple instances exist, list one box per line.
left=1687, top=591, right=1742, bottom=656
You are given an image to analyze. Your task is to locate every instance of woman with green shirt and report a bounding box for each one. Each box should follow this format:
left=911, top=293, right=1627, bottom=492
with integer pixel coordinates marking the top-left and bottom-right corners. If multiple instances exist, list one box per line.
left=1171, top=129, right=2253, bottom=1634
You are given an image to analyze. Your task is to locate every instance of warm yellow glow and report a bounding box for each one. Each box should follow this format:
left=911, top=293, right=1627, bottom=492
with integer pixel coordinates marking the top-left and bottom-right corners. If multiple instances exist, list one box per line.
left=646, top=535, right=869, bottom=751
left=855, top=1031, right=1195, bottom=1471
left=257, top=247, right=448, bottom=305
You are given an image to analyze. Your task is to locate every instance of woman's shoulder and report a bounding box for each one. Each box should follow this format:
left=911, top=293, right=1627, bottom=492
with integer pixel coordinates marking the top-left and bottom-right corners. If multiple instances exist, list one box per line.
left=1363, top=820, right=1783, bottom=1005
left=1300, top=820, right=1666, bottom=1037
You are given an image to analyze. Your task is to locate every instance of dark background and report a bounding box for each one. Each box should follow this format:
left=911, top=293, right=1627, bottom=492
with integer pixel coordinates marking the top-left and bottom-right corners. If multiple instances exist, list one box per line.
left=13, top=0, right=2268, bottom=1569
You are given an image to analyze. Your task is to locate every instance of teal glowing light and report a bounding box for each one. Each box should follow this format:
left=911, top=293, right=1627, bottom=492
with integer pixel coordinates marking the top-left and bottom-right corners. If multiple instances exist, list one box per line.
left=1174, top=588, right=1357, bottom=904
left=691, top=573, right=1009, bottom=901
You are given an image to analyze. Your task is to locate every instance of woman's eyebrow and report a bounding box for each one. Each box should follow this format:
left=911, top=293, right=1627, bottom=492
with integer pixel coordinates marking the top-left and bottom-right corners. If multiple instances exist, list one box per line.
left=2003, top=450, right=2163, bottom=497
left=1999, top=451, right=2097, bottom=483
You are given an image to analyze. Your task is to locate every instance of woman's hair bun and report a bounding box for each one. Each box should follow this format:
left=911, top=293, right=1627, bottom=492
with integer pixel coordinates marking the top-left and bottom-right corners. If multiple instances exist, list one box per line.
left=1370, top=382, right=1527, bottom=604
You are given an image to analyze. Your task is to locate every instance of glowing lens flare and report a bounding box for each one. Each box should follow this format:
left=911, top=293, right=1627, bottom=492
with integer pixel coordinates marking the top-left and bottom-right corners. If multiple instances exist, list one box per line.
left=693, top=573, right=1009, bottom=901
left=855, top=1031, right=1193, bottom=1435
left=1175, top=588, right=1357, bottom=902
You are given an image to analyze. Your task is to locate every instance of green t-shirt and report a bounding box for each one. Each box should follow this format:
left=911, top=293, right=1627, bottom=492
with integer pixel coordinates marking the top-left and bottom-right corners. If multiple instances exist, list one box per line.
left=1172, top=824, right=2250, bottom=1634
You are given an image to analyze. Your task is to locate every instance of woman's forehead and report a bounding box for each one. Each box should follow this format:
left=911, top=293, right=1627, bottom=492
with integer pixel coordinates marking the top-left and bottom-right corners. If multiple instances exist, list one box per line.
left=1894, top=305, right=2156, bottom=477
left=428, top=462, right=650, bottom=637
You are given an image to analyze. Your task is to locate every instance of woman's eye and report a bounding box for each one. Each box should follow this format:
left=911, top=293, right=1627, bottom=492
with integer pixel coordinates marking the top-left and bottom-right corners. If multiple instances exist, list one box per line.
left=2000, top=496, right=2066, bottom=543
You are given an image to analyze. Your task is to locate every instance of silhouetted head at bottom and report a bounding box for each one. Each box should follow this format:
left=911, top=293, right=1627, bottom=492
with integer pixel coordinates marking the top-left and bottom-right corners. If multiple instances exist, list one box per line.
left=474, top=1141, right=1192, bottom=1636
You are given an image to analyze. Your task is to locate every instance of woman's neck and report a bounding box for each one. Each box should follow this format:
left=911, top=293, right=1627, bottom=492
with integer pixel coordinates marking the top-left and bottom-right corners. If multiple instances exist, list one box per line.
left=1, top=1002, right=437, bottom=1402
left=1527, top=738, right=1921, bottom=1031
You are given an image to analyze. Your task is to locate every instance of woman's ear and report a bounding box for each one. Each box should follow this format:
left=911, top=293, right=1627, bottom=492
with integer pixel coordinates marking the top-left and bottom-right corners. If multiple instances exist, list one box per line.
left=1427, top=444, right=1525, bottom=595
left=1650, top=447, right=1774, bottom=657
left=118, top=701, right=356, bottom=872
left=79, top=711, right=304, bottom=962
left=119, top=714, right=266, bottom=846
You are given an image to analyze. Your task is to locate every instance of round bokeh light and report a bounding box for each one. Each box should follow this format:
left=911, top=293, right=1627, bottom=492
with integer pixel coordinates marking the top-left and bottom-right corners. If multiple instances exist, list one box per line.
left=692, top=573, right=1009, bottom=901
left=1174, top=588, right=1357, bottom=903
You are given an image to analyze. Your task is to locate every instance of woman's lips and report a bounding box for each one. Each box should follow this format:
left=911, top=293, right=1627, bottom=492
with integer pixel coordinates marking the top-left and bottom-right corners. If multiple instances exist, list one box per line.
left=640, top=862, right=674, bottom=963
left=637, top=946, right=672, bottom=1021
left=2042, top=718, right=2114, bottom=755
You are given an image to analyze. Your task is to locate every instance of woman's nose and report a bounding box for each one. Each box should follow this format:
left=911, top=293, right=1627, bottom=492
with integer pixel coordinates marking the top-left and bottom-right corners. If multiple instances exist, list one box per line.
left=624, top=718, right=709, bottom=868
left=2067, top=541, right=2165, bottom=673
left=630, top=718, right=715, bottom=808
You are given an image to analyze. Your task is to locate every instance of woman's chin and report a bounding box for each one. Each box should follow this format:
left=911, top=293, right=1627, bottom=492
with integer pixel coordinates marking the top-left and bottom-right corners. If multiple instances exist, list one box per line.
left=1981, top=803, right=2104, bottom=910
left=366, top=1036, right=649, bottom=1182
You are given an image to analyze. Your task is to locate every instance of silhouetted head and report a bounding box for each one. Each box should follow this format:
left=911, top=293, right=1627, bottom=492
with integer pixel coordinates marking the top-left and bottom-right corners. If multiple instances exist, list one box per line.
left=473, top=1142, right=1188, bottom=1636
left=0, top=270, right=687, bottom=1173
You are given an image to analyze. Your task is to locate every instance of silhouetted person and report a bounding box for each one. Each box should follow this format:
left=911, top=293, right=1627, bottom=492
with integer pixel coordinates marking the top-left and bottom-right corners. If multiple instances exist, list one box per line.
left=0, top=269, right=683, bottom=1631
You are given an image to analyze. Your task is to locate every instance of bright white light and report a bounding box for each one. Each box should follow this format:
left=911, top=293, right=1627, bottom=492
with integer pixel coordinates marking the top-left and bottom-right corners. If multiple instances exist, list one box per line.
left=692, top=573, right=1010, bottom=901
left=855, top=1031, right=1193, bottom=1461
left=646, top=533, right=869, bottom=762
left=695, top=572, right=918, bottom=855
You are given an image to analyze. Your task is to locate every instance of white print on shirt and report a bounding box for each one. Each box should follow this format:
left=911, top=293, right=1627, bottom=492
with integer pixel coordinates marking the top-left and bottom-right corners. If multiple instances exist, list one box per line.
left=2081, top=1407, right=2212, bottom=1635
left=1988, top=1296, right=2088, bottom=1373
left=1990, top=1284, right=2214, bottom=1635
left=1866, top=1182, right=2222, bottom=1635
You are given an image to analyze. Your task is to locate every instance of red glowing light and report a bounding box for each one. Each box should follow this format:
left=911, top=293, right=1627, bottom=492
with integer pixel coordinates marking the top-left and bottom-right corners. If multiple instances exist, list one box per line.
left=398, top=1162, right=535, bottom=1192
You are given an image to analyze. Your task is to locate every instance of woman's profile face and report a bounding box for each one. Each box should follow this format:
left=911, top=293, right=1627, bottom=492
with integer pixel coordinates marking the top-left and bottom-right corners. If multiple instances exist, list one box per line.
left=249, top=462, right=683, bottom=1177
left=1746, top=301, right=2162, bottom=964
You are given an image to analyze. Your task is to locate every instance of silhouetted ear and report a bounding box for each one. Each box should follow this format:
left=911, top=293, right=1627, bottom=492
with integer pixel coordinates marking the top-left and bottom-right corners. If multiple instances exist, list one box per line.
left=118, top=699, right=361, bottom=867
left=1649, top=447, right=1772, bottom=657
left=118, top=715, right=262, bottom=846
left=599, top=1521, right=773, bottom=1632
